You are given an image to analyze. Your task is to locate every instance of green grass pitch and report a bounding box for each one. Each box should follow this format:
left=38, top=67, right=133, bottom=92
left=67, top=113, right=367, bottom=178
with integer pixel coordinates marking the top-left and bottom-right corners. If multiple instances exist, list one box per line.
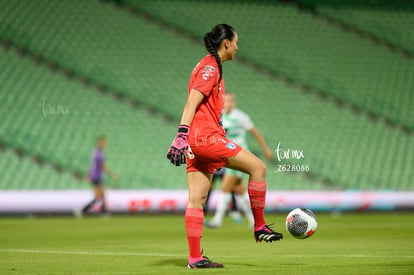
left=1, top=212, right=413, bottom=274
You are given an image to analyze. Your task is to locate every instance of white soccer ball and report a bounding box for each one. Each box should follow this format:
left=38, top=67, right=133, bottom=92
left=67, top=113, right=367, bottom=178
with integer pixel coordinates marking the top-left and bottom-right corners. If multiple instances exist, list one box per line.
left=286, top=208, right=317, bottom=239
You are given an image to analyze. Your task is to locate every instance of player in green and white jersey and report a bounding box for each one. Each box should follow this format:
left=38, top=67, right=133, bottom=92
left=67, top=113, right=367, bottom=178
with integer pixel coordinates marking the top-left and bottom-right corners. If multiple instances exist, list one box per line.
left=206, top=93, right=273, bottom=228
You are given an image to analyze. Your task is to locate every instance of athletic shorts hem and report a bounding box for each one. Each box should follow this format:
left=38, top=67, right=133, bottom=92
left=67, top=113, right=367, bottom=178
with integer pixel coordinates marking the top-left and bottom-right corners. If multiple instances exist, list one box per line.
left=91, top=179, right=103, bottom=186
left=186, top=136, right=242, bottom=174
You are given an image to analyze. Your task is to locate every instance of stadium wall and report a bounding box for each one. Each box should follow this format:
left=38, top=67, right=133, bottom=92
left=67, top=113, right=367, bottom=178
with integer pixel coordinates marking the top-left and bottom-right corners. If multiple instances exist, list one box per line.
left=1, top=190, right=413, bottom=215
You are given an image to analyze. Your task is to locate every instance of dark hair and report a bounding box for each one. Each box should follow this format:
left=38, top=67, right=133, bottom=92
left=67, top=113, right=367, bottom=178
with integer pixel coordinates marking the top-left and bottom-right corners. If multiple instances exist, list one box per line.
left=203, top=24, right=236, bottom=83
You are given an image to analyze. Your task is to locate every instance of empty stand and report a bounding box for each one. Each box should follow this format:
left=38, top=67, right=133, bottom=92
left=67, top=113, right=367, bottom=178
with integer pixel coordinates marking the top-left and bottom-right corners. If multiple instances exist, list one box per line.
left=0, top=0, right=412, bottom=191
left=126, top=0, right=414, bottom=129
left=0, top=48, right=186, bottom=190
left=316, top=5, right=414, bottom=53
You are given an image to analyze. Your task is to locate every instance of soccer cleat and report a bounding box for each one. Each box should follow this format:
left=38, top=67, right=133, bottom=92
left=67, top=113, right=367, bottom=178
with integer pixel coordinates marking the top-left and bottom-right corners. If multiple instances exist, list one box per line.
left=187, top=256, right=224, bottom=269
left=254, top=224, right=283, bottom=243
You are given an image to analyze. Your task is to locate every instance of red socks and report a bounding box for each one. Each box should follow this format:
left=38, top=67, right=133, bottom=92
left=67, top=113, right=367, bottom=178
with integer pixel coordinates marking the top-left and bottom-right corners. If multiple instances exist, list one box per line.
left=184, top=182, right=265, bottom=263
left=248, top=181, right=267, bottom=228
left=185, top=208, right=204, bottom=263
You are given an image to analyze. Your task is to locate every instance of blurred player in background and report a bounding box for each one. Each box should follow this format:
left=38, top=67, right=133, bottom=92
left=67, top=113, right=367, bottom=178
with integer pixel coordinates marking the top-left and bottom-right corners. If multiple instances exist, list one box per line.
left=166, top=24, right=282, bottom=269
left=205, top=92, right=273, bottom=228
left=81, top=136, right=119, bottom=215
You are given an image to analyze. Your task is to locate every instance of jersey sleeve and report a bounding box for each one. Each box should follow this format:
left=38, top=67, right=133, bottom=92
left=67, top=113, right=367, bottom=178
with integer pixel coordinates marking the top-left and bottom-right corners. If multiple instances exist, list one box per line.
left=191, top=63, right=218, bottom=96
left=240, top=111, right=254, bottom=131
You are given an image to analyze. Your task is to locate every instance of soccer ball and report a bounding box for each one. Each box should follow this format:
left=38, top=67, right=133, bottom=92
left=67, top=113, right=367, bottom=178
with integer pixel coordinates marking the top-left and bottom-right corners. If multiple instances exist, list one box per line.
left=286, top=208, right=317, bottom=239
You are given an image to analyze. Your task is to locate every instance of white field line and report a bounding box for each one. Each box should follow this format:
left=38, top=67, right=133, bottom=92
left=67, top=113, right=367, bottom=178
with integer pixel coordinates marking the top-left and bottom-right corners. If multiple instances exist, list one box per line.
left=0, top=249, right=413, bottom=259
left=0, top=249, right=183, bottom=257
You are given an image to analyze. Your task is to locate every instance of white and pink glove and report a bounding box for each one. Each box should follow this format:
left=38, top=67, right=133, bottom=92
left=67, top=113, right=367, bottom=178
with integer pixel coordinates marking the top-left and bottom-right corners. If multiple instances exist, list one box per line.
left=166, top=125, right=190, bottom=166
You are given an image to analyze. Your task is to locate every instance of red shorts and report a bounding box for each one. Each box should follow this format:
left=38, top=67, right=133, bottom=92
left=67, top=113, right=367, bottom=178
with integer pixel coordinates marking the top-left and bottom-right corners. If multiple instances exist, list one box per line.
left=186, top=134, right=243, bottom=174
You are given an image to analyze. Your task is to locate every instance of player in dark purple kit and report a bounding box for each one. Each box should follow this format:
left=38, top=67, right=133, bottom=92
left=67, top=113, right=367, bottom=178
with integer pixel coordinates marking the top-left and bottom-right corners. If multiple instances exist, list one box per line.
left=82, top=136, right=119, bottom=215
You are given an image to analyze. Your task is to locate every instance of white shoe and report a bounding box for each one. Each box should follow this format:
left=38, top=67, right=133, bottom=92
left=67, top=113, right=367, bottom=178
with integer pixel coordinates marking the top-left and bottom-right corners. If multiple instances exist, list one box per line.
left=229, top=211, right=243, bottom=224
left=73, top=209, right=83, bottom=219
left=204, top=220, right=221, bottom=228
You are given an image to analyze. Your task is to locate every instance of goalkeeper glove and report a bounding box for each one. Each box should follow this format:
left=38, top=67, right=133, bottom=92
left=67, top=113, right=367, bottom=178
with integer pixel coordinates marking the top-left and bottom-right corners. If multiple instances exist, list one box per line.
left=166, top=125, right=190, bottom=166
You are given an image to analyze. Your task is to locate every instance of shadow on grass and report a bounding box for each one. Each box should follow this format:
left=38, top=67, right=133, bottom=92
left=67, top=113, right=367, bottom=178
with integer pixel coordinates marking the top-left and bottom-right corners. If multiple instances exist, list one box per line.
left=152, top=258, right=260, bottom=268
left=152, top=258, right=186, bottom=268
left=225, top=262, right=257, bottom=268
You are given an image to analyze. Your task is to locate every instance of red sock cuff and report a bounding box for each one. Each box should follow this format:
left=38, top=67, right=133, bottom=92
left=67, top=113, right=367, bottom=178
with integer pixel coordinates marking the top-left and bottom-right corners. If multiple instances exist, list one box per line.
left=185, top=208, right=204, bottom=238
left=248, top=181, right=267, bottom=226
left=248, top=181, right=267, bottom=192
left=185, top=208, right=204, bottom=218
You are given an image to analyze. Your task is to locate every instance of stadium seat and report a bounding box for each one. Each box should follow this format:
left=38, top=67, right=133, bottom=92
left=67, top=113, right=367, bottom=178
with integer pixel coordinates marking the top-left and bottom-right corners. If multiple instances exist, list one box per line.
left=0, top=0, right=412, bottom=191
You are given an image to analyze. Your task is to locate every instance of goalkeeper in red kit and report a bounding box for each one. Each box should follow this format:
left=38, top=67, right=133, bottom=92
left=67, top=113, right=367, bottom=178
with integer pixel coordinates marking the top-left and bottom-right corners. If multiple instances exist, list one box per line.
left=166, top=24, right=283, bottom=269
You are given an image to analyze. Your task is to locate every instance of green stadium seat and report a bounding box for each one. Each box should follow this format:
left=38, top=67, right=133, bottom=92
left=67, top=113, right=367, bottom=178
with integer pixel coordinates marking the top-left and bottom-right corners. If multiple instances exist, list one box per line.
left=0, top=0, right=412, bottom=191
left=125, top=0, right=414, bottom=128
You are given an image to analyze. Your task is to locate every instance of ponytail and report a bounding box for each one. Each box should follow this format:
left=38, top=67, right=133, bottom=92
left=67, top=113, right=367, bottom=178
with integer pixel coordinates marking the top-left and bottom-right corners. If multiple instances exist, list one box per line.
left=203, top=24, right=236, bottom=84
